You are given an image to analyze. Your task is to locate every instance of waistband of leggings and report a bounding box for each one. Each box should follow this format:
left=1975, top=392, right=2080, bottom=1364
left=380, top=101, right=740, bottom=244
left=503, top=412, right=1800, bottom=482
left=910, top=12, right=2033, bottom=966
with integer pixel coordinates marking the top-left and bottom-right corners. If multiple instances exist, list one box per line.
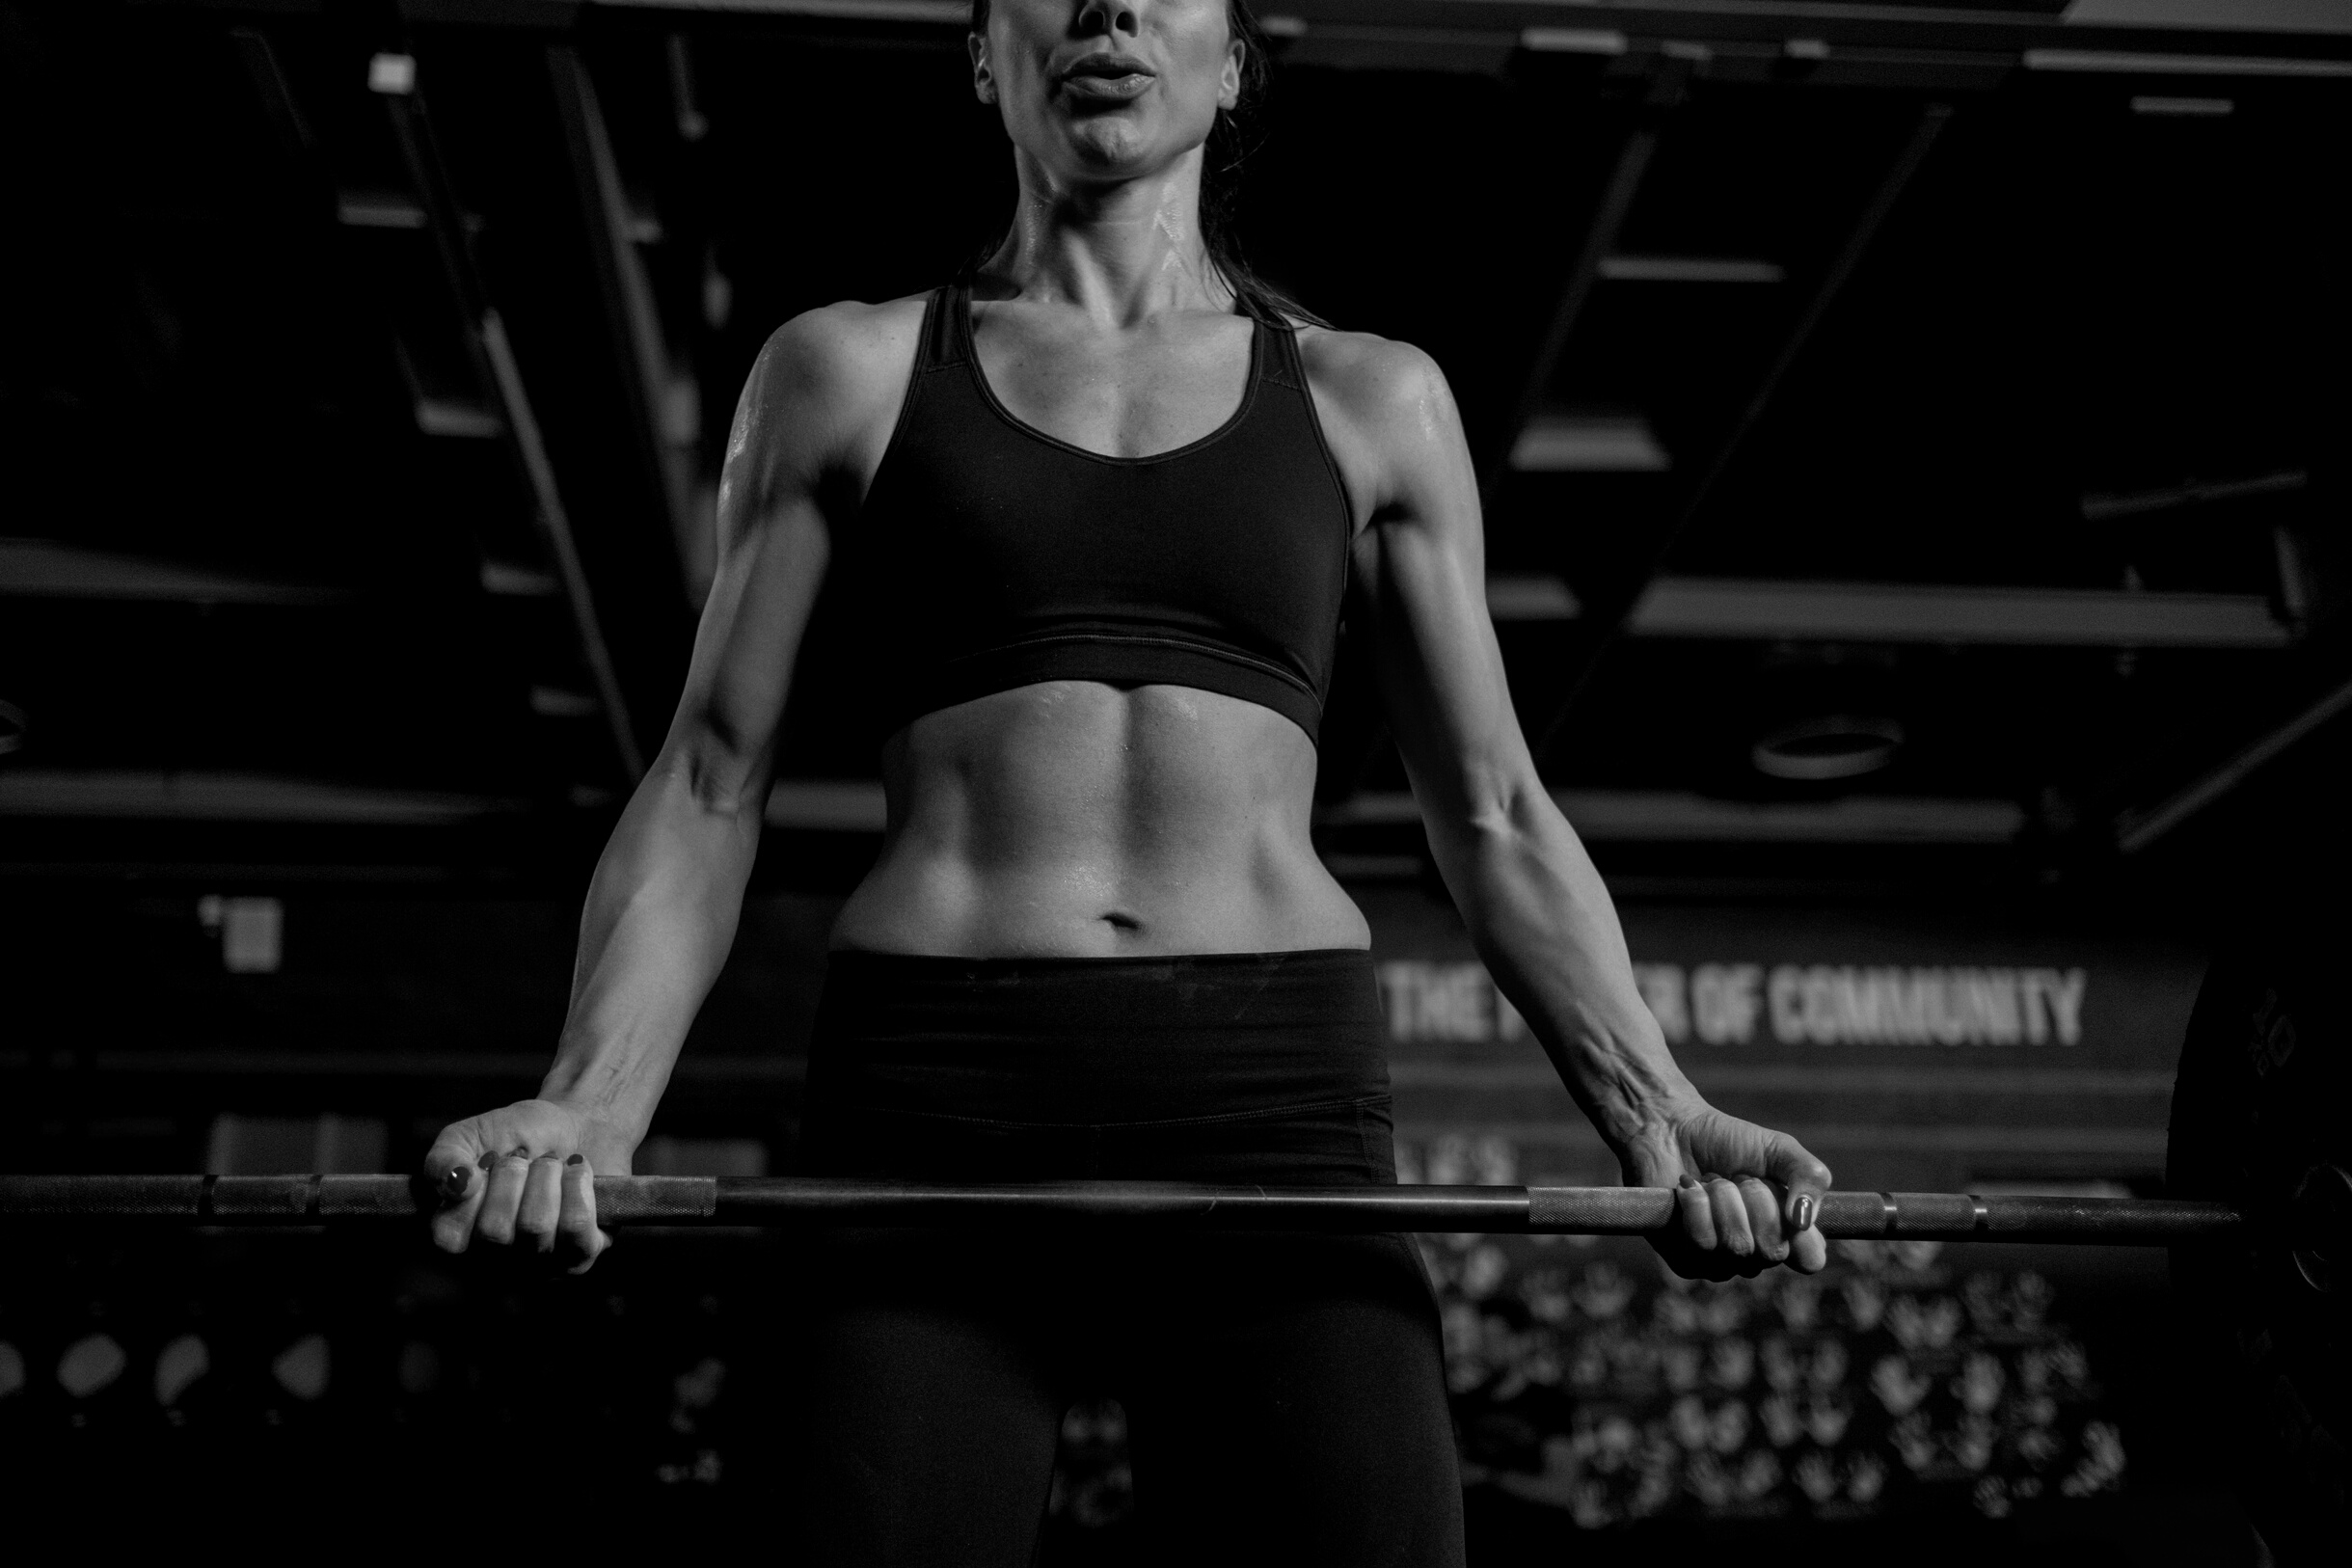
left=806, top=946, right=1388, bottom=1125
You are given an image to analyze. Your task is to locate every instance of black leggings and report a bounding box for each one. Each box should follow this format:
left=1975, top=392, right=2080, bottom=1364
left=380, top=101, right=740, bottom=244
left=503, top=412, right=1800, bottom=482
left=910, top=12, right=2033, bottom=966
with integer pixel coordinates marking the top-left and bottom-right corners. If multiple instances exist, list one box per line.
left=786, top=949, right=1465, bottom=1567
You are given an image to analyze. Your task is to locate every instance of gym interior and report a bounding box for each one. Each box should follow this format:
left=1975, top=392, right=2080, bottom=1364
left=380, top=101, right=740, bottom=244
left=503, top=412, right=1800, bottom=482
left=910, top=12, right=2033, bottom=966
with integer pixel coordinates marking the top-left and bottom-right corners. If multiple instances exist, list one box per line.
left=1, top=0, right=2345, bottom=1560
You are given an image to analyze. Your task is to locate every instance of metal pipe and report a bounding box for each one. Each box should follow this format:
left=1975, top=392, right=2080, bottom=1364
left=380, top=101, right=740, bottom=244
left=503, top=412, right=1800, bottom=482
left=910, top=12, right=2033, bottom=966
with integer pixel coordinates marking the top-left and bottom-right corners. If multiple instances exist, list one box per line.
left=548, top=45, right=699, bottom=606
left=2115, top=671, right=2352, bottom=854
left=0, top=1176, right=2245, bottom=1245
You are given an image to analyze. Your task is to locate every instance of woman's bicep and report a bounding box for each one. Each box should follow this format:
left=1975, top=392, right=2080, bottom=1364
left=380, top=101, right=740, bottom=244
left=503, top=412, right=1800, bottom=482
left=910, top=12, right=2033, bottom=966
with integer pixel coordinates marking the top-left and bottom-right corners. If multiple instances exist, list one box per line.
left=1351, top=377, right=1537, bottom=824
left=671, top=494, right=830, bottom=798
left=658, top=328, right=848, bottom=806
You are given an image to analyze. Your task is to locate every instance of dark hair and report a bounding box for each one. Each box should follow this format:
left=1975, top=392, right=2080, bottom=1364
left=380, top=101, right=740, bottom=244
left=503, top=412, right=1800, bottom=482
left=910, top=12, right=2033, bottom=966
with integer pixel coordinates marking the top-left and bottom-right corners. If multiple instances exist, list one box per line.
left=967, top=0, right=1324, bottom=326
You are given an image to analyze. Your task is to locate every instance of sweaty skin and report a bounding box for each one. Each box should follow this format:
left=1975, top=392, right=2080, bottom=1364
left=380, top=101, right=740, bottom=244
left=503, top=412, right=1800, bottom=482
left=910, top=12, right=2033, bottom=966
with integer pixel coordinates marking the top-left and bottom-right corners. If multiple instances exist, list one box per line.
left=422, top=0, right=1832, bottom=1282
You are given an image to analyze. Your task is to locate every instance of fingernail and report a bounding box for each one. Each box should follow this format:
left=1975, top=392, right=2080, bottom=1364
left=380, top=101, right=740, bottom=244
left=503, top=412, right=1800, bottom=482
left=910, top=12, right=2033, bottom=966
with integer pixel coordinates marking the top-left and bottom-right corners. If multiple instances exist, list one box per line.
left=439, top=1167, right=471, bottom=1198
left=1795, top=1196, right=1817, bottom=1231
left=478, top=1150, right=496, bottom=1170
left=567, top=1154, right=585, bottom=1167
left=1678, top=1174, right=1697, bottom=1189
left=510, top=1146, right=531, bottom=1159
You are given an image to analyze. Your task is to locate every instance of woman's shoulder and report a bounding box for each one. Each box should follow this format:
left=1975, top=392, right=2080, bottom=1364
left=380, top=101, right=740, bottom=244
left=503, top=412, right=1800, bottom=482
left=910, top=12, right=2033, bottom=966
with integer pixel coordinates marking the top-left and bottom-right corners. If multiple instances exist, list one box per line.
left=751, top=292, right=933, bottom=402
left=1291, top=323, right=1461, bottom=451
left=732, top=292, right=937, bottom=467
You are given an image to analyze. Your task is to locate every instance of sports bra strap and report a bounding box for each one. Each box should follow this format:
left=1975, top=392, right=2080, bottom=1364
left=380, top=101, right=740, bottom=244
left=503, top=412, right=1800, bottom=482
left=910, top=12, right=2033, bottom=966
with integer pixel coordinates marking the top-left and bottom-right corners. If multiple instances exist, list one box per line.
left=1254, top=306, right=1310, bottom=393
left=917, top=284, right=968, bottom=370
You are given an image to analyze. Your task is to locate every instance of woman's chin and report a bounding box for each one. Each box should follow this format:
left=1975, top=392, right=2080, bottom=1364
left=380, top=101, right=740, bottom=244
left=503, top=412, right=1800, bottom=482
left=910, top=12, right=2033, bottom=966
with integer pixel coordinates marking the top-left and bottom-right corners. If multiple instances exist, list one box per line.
left=1062, top=120, right=1151, bottom=171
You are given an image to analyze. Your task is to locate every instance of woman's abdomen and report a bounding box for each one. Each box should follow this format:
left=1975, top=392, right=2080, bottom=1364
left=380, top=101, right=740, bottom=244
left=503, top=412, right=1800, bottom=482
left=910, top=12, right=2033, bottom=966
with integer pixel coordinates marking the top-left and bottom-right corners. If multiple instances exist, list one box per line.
left=829, top=681, right=1369, bottom=958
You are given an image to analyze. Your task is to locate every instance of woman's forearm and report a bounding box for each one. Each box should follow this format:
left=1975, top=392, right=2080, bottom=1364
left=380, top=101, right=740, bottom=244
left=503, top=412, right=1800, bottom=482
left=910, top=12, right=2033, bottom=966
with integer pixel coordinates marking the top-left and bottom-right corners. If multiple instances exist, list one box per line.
left=1425, top=785, right=1700, bottom=1157
left=536, top=759, right=766, bottom=1148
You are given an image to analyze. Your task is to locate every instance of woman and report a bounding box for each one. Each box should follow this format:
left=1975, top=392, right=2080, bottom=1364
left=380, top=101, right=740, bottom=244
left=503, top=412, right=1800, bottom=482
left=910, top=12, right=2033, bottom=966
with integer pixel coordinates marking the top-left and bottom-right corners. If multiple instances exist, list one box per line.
left=425, top=0, right=1833, bottom=1559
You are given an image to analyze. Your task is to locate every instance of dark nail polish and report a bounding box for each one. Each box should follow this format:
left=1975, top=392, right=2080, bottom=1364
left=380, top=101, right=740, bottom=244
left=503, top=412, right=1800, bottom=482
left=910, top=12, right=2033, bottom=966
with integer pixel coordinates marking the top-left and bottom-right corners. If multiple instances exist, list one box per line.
left=478, top=1150, right=496, bottom=1170
left=567, top=1154, right=585, bottom=1167
left=1795, top=1196, right=1817, bottom=1231
left=439, top=1167, right=470, bottom=1198
left=1678, top=1174, right=1697, bottom=1189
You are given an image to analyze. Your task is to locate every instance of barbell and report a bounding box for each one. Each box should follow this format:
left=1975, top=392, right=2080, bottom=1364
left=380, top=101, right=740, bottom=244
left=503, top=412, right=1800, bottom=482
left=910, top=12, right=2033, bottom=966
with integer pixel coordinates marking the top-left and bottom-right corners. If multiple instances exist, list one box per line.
left=0, top=1170, right=2275, bottom=1246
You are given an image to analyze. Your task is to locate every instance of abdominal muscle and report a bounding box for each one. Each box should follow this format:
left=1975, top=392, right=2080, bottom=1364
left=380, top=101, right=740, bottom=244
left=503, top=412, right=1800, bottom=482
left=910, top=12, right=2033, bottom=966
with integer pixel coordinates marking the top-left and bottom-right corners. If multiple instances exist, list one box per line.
left=829, top=681, right=1371, bottom=958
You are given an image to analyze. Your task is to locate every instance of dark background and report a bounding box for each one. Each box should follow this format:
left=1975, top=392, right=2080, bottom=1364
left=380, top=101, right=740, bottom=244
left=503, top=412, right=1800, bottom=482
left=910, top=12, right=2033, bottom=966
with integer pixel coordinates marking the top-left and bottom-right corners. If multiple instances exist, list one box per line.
left=2, top=0, right=2347, bottom=1559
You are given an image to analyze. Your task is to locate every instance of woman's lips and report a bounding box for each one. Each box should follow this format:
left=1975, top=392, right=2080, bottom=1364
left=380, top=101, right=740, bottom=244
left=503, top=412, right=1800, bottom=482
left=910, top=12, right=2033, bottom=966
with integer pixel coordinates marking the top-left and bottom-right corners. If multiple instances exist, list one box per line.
left=1061, top=71, right=1154, bottom=103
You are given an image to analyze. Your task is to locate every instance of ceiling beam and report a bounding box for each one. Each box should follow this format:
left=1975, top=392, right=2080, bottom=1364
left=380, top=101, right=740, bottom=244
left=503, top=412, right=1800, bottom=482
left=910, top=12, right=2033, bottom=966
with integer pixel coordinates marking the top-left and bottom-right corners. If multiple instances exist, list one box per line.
left=0, top=770, right=518, bottom=825
left=765, top=779, right=2027, bottom=844
left=0, top=539, right=349, bottom=606
left=1487, top=574, right=2291, bottom=647
left=1318, top=789, right=2026, bottom=844
left=547, top=0, right=2352, bottom=73
left=1599, top=256, right=1783, bottom=284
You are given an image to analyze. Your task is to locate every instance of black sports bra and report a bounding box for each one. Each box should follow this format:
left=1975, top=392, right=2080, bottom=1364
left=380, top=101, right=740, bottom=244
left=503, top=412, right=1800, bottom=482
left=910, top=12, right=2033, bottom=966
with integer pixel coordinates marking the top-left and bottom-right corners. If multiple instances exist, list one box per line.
left=844, top=283, right=1355, bottom=743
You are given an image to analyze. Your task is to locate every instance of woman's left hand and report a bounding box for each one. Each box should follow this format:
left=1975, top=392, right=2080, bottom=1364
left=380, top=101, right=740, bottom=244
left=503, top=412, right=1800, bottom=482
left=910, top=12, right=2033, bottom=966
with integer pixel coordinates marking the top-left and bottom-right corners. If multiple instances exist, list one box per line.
left=1622, top=1102, right=1834, bottom=1280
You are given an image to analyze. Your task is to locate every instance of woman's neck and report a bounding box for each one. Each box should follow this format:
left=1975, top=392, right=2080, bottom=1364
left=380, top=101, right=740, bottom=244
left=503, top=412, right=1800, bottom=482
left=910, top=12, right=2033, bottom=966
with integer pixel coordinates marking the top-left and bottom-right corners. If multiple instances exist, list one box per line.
left=986, top=147, right=1232, bottom=326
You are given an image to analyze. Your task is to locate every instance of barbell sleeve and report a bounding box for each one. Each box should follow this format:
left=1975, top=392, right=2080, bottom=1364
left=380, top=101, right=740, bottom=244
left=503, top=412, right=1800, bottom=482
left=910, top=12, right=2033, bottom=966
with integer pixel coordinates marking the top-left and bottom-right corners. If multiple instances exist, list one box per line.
left=0, top=1175, right=2247, bottom=1245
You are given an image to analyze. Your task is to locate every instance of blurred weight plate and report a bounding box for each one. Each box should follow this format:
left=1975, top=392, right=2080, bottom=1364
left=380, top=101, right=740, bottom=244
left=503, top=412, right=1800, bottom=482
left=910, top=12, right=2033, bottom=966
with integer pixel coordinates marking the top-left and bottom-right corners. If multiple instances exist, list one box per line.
left=2169, top=928, right=2350, bottom=1566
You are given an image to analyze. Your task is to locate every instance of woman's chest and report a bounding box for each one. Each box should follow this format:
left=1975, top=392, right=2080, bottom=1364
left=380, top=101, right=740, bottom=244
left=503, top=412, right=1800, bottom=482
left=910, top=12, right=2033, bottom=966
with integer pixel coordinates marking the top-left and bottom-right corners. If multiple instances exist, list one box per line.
left=969, top=310, right=1257, bottom=461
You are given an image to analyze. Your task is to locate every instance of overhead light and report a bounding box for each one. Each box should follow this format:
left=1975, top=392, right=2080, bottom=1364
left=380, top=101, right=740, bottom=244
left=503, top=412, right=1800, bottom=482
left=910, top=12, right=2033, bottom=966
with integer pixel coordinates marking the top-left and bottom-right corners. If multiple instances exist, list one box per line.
left=1511, top=415, right=1669, bottom=473
left=368, top=53, right=416, bottom=95
left=1751, top=715, right=1905, bottom=782
left=2131, top=95, right=2233, bottom=115
left=1744, top=648, right=1905, bottom=783
left=1520, top=27, right=1626, bottom=56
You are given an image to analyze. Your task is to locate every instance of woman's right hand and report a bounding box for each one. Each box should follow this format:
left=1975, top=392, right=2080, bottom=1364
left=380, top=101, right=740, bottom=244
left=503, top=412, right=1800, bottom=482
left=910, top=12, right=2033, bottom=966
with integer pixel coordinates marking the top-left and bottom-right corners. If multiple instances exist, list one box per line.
left=421, top=1099, right=630, bottom=1273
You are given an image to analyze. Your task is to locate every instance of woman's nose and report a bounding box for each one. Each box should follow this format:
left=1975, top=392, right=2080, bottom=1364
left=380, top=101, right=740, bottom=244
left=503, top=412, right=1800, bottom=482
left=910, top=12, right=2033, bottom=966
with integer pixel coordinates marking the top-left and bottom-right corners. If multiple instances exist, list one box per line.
left=1075, top=0, right=1141, bottom=40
